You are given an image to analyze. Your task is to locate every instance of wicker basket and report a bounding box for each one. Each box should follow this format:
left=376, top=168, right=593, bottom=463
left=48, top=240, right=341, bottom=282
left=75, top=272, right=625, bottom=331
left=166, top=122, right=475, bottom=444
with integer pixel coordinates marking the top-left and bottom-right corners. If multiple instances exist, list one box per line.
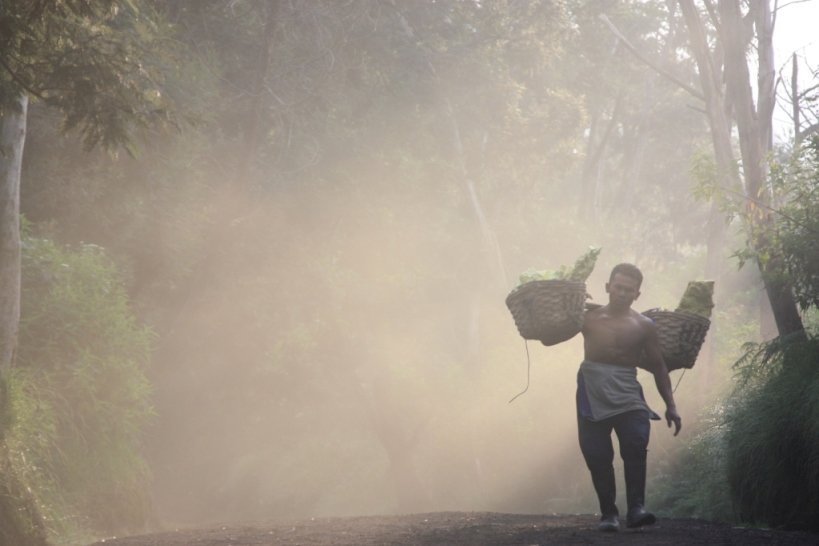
left=505, top=280, right=587, bottom=346
left=642, top=308, right=711, bottom=371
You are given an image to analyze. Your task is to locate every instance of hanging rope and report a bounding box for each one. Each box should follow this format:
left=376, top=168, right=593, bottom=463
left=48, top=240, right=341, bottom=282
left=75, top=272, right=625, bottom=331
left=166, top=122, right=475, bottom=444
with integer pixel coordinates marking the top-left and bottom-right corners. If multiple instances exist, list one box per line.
left=508, top=340, right=687, bottom=401
left=672, top=368, right=686, bottom=393
left=509, top=339, right=531, bottom=403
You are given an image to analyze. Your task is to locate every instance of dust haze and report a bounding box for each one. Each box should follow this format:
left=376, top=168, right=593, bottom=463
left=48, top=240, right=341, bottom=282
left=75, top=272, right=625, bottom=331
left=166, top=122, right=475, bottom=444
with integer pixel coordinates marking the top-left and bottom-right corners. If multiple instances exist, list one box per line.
left=12, top=0, right=810, bottom=540
left=16, top=2, right=752, bottom=532
left=139, top=138, right=720, bottom=529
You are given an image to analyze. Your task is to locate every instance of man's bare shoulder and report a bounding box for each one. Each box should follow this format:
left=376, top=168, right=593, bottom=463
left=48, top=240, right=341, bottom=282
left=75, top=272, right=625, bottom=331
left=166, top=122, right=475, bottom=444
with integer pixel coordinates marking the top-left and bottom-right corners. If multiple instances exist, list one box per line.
left=582, top=305, right=607, bottom=326
left=632, top=309, right=649, bottom=320
left=634, top=310, right=658, bottom=331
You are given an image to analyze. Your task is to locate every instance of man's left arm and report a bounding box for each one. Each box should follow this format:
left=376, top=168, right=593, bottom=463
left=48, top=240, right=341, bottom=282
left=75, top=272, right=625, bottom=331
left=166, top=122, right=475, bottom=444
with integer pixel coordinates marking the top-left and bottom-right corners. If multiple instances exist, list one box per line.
left=644, top=321, right=682, bottom=436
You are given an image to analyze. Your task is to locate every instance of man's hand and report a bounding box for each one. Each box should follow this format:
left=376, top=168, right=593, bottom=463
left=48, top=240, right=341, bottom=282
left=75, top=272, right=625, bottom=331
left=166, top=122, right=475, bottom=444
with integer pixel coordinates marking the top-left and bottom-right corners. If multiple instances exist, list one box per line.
left=665, top=406, right=682, bottom=436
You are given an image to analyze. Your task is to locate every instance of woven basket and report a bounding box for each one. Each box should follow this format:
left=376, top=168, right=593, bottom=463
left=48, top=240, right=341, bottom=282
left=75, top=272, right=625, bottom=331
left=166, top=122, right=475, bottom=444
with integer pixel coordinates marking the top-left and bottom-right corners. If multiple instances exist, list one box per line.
left=642, top=308, right=711, bottom=371
left=505, top=280, right=587, bottom=346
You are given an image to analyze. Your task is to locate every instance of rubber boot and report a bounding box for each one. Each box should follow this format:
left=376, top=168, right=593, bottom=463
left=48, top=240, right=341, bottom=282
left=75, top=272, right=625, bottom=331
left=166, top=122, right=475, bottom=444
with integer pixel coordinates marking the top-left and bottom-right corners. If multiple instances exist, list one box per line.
left=590, top=465, right=619, bottom=530
left=624, top=459, right=655, bottom=528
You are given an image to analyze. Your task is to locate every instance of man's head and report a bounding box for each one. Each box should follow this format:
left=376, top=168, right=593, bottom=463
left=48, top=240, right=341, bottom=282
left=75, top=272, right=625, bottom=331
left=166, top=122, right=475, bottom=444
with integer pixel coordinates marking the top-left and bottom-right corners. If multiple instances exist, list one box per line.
left=609, top=263, right=643, bottom=287
left=606, top=263, right=643, bottom=310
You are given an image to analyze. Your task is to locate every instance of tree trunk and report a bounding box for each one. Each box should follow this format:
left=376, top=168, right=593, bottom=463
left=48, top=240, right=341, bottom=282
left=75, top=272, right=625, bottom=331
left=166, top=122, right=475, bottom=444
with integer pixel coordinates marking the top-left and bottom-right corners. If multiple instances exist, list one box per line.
left=754, top=0, right=775, bottom=153
left=0, top=94, right=28, bottom=377
left=791, top=54, right=801, bottom=146
left=679, top=0, right=804, bottom=339
left=718, top=0, right=804, bottom=338
left=580, top=97, right=621, bottom=223
left=678, top=0, right=736, bottom=283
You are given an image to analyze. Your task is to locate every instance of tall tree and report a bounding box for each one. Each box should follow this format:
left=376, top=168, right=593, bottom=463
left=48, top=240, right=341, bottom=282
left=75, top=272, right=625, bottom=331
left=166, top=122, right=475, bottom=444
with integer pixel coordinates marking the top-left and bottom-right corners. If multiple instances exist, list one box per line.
left=0, top=0, right=172, bottom=380
left=0, top=4, right=173, bottom=539
left=677, top=0, right=804, bottom=338
left=0, top=95, right=26, bottom=380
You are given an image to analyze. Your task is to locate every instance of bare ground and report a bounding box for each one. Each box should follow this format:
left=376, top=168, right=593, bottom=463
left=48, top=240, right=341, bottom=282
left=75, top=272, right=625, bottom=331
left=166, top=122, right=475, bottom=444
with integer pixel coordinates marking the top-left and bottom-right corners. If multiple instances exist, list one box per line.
left=90, top=512, right=818, bottom=545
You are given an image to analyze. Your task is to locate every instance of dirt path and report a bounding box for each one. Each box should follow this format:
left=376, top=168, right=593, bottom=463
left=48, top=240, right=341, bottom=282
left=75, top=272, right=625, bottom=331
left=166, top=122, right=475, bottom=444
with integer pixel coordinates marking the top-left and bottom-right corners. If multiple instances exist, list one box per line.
left=91, top=512, right=818, bottom=545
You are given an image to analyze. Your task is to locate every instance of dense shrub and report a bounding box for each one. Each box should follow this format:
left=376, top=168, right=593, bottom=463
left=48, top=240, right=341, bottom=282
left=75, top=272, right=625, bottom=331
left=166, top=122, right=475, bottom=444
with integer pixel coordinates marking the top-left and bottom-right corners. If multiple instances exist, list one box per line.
left=653, top=334, right=819, bottom=531
left=725, top=336, right=819, bottom=530
left=769, top=138, right=819, bottom=311
left=1, top=374, right=48, bottom=546
left=5, top=235, right=154, bottom=541
left=651, top=408, right=734, bottom=522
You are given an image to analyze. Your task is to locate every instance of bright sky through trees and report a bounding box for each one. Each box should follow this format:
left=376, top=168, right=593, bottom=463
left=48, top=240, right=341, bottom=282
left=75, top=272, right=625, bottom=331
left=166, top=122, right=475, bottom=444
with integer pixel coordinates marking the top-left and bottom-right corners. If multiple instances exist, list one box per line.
left=773, top=0, right=819, bottom=140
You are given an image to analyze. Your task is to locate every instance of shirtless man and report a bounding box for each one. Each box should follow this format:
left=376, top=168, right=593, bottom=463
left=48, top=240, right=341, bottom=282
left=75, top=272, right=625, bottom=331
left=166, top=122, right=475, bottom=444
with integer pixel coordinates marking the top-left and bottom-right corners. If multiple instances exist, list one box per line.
left=577, top=263, right=682, bottom=532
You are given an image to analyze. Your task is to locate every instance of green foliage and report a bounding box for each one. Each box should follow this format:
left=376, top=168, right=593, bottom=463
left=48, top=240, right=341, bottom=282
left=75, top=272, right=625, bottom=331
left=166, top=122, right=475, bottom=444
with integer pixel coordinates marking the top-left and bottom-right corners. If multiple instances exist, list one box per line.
left=675, top=280, right=715, bottom=318
left=769, top=139, right=819, bottom=310
left=697, top=138, right=819, bottom=309
left=518, top=246, right=601, bottom=285
left=0, top=0, right=176, bottom=152
left=0, top=436, right=48, bottom=546
left=651, top=408, right=734, bottom=522
left=804, top=308, right=819, bottom=337
left=567, top=246, right=603, bottom=282
left=653, top=335, right=819, bottom=531
left=725, top=336, right=819, bottom=530
left=6, top=234, right=154, bottom=539
left=690, top=147, right=737, bottom=216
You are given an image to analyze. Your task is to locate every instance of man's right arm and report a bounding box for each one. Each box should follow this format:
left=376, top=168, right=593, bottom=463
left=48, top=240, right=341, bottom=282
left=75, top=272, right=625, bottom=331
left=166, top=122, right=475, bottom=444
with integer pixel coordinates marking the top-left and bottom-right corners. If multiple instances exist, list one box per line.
left=644, top=321, right=682, bottom=435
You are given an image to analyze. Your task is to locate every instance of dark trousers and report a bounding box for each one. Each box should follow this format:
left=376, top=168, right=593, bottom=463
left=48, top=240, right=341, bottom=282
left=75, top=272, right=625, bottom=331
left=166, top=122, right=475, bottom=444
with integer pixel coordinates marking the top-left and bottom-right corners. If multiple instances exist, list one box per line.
left=577, top=409, right=650, bottom=517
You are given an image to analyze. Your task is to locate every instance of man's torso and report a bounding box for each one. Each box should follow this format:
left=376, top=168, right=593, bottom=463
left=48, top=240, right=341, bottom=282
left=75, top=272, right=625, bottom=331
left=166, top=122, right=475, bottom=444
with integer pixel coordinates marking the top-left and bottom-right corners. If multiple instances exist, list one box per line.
left=582, top=307, right=649, bottom=367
